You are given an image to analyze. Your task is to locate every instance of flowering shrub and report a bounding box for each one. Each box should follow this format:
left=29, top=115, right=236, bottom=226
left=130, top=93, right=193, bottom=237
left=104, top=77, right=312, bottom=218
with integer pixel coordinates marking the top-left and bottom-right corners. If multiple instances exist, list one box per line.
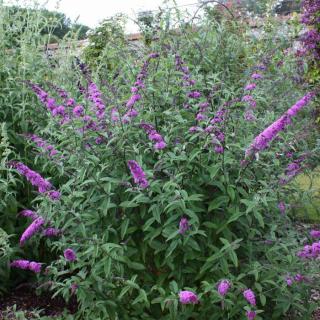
left=1, top=2, right=320, bottom=319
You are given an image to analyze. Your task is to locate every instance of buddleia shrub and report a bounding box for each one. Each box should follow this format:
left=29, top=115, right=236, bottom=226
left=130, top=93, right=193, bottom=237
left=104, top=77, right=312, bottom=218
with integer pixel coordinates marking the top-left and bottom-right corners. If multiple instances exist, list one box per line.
left=4, top=2, right=320, bottom=320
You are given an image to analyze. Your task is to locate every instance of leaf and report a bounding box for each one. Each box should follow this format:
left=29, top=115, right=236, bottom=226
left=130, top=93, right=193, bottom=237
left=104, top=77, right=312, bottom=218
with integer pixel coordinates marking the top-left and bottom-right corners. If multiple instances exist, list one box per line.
left=208, top=196, right=229, bottom=211
left=121, top=219, right=130, bottom=239
left=254, top=211, right=264, bottom=228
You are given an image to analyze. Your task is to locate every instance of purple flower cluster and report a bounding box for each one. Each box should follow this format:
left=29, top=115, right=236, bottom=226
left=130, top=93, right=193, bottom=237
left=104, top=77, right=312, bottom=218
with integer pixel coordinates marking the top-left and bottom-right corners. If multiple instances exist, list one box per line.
left=25, top=134, right=59, bottom=157
left=124, top=53, right=159, bottom=122
left=175, top=54, right=211, bottom=123
left=242, top=68, right=265, bottom=121
left=20, top=217, right=45, bottom=246
left=10, top=259, right=42, bottom=273
left=19, top=209, right=39, bottom=220
left=11, top=161, right=61, bottom=200
left=25, top=81, right=68, bottom=122
left=246, top=311, right=257, bottom=320
left=64, top=248, right=77, bottom=262
left=242, top=95, right=257, bottom=108
left=47, top=82, right=75, bottom=107
left=286, top=274, right=305, bottom=286
left=179, top=291, right=199, bottom=304
left=111, top=108, right=120, bottom=122
left=244, top=110, right=256, bottom=122
left=88, top=82, right=106, bottom=119
left=127, top=160, right=149, bottom=189
left=300, top=0, right=320, bottom=59
left=205, top=106, right=228, bottom=154
left=244, top=83, right=256, bottom=91
left=175, top=54, right=196, bottom=87
left=73, top=105, right=84, bottom=118
left=279, top=155, right=307, bottom=185
left=297, top=241, right=320, bottom=259
left=243, top=289, right=256, bottom=306
left=217, top=280, right=231, bottom=297
left=310, top=230, right=320, bottom=238
left=278, top=201, right=287, bottom=214
left=246, top=92, right=315, bottom=157
left=43, top=228, right=61, bottom=237
left=178, top=217, right=189, bottom=234
left=140, top=123, right=166, bottom=150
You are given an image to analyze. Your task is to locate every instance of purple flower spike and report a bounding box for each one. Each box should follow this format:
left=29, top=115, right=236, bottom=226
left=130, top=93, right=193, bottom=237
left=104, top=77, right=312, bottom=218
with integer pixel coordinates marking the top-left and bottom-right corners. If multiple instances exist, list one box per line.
left=73, top=105, right=84, bottom=118
left=244, top=83, right=256, bottom=91
left=187, top=91, right=201, bottom=99
left=29, top=261, right=42, bottom=273
left=245, top=93, right=315, bottom=156
left=217, top=280, right=231, bottom=297
left=20, top=217, right=45, bottom=246
left=127, top=160, right=149, bottom=189
left=154, top=141, right=166, bottom=150
left=179, top=217, right=189, bottom=234
left=251, top=73, right=262, bottom=79
left=71, top=283, right=78, bottom=295
left=64, top=248, right=77, bottom=262
left=243, top=289, right=256, bottom=306
left=179, top=291, right=198, bottom=304
left=286, top=277, right=293, bottom=286
left=19, top=209, right=39, bottom=220
left=126, top=94, right=141, bottom=108
left=310, top=230, right=320, bottom=239
left=10, top=259, right=31, bottom=270
left=214, top=146, right=224, bottom=154
left=278, top=201, right=286, bottom=214
left=246, top=311, right=256, bottom=320
left=88, top=82, right=106, bottom=120
left=11, top=259, right=42, bottom=273
left=48, top=190, right=61, bottom=201
left=43, top=228, right=61, bottom=237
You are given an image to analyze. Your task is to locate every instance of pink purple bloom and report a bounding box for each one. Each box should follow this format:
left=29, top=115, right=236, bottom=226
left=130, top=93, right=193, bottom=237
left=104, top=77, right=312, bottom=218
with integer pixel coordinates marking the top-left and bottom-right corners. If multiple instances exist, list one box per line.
left=251, top=73, right=262, bottom=79
left=11, top=161, right=52, bottom=193
left=179, top=217, right=189, bottom=234
left=73, top=105, right=84, bottom=118
left=71, top=283, right=78, bottom=295
left=48, top=190, right=61, bottom=201
left=286, top=277, right=294, bottom=286
left=297, top=241, right=320, bottom=259
left=244, top=110, right=256, bottom=121
left=214, top=146, right=224, bottom=154
left=179, top=291, right=199, bottom=304
left=64, top=248, right=77, bottom=262
left=20, top=217, right=45, bottom=246
left=10, top=259, right=42, bottom=273
left=127, top=160, right=149, bottom=189
left=244, top=83, right=256, bottom=91
left=111, top=108, right=120, bottom=122
left=140, top=123, right=166, bottom=150
left=310, top=230, right=320, bottom=239
left=217, top=280, right=231, bottom=296
left=246, top=310, right=256, bottom=320
left=19, top=209, right=39, bottom=220
left=243, top=289, right=256, bottom=306
left=278, top=202, right=286, bottom=214
left=126, top=94, right=141, bottom=108
left=25, top=134, right=59, bottom=158
left=187, top=91, right=201, bottom=99
left=43, top=228, right=61, bottom=237
left=246, top=93, right=315, bottom=156
left=88, top=82, right=106, bottom=119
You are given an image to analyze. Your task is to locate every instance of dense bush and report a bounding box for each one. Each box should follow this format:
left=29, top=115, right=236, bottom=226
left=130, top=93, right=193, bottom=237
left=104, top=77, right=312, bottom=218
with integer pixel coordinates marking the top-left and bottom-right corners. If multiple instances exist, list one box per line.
left=1, top=1, right=319, bottom=319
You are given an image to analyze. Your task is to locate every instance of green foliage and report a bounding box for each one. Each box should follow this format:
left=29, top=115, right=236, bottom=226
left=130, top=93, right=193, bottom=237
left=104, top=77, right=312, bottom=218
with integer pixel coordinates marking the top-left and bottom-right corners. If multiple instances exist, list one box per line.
left=0, top=1, right=319, bottom=319
left=83, top=14, right=126, bottom=71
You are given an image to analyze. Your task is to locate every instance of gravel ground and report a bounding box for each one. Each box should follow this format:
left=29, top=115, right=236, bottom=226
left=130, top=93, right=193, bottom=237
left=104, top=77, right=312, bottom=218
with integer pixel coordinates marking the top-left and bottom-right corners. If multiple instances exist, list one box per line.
left=0, top=286, right=77, bottom=319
